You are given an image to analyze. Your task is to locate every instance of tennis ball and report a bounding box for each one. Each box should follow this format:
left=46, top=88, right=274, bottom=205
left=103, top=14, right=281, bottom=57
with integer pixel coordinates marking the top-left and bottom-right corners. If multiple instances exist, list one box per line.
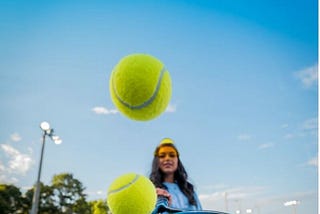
left=109, top=53, right=172, bottom=121
left=107, top=173, right=157, bottom=214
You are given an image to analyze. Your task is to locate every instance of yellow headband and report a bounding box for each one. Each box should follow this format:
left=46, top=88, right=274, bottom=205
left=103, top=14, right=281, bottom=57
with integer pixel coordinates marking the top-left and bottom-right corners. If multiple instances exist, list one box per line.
left=154, top=138, right=179, bottom=157
left=160, top=138, right=174, bottom=145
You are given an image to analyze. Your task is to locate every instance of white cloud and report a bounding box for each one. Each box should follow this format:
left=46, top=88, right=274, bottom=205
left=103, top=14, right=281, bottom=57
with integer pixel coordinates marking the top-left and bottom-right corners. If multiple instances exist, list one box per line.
left=96, top=190, right=103, bottom=195
left=258, top=143, right=274, bottom=150
left=1, top=144, right=34, bottom=176
left=301, top=117, right=318, bottom=130
left=0, top=161, right=5, bottom=170
left=0, top=161, right=18, bottom=184
left=294, top=64, right=318, bottom=88
left=199, top=186, right=267, bottom=211
left=283, top=133, right=294, bottom=139
left=237, top=134, right=252, bottom=141
left=299, top=117, right=318, bottom=137
left=282, top=118, right=318, bottom=140
left=92, top=106, right=118, bottom=115
left=0, top=174, right=19, bottom=184
left=10, top=133, right=22, bottom=142
left=165, top=103, right=177, bottom=113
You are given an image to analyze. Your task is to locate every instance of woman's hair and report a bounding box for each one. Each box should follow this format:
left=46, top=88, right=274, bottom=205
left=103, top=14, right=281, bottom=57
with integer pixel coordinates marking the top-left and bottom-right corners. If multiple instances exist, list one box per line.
left=149, top=144, right=196, bottom=206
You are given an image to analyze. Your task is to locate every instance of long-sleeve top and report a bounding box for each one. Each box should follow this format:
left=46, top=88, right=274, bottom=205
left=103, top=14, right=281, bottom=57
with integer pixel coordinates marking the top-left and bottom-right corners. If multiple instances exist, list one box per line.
left=163, top=182, right=202, bottom=211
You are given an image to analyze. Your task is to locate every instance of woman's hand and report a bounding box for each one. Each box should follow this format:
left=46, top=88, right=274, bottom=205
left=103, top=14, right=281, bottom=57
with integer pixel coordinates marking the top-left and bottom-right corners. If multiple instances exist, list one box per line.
left=156, top=188, right=172, bottom=205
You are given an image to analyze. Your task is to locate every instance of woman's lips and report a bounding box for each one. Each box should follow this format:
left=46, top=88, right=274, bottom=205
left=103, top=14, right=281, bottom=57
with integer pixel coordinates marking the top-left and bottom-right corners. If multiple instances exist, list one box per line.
left=163, top=163, right=173, bottom=168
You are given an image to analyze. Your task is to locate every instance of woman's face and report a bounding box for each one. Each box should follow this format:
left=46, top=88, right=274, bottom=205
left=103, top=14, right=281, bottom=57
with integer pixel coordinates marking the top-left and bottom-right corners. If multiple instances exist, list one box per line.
left=157, top=146, right=178, bottom=175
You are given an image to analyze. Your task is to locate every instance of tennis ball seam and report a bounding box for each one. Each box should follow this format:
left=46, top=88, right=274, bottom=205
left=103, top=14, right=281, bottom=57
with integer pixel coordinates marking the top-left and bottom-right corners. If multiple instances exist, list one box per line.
left=108, top=174, right=140, bottom=195
left=111, top=66, right=166, bottom=110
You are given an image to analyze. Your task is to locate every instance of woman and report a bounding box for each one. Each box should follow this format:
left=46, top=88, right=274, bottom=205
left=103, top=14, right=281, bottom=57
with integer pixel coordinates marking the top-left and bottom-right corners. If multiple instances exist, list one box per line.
left=149, top=138, right=202, bottom=211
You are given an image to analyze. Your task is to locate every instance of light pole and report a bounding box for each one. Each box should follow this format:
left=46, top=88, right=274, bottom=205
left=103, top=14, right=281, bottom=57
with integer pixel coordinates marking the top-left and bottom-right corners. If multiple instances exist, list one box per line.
left=224, top=192, right=229, bottom=212
left=284, top=200, right=300, bottom=214
left=30, top=121, right=62, bottom=214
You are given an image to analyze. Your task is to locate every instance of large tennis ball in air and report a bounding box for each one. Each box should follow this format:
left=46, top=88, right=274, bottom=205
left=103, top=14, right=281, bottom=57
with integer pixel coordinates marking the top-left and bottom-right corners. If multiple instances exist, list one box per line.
left=109, top=53, right=172, bottom=121
left=107, top=173, right=157, bottom=214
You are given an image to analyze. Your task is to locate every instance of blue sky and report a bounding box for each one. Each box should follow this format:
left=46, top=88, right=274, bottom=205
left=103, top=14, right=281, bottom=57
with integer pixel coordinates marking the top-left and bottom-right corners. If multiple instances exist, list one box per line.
left=0, top=1, right=318, bottom=213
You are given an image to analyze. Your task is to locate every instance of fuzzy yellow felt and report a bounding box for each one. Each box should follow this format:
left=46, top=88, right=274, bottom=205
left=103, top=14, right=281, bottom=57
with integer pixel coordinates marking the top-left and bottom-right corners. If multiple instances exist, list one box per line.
left=107, top=173, right=157, bottom=214
left=109, top=53, right=172, bottom=121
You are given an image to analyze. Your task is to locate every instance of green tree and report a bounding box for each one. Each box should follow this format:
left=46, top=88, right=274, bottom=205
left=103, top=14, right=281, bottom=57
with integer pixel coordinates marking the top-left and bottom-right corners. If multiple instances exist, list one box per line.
left=1, top=173, right=108, bottom=213
left=89, top=199, right=109, bottom=214
left=0, top=184, right=27, bottom=214
left=51, top=173, right=91, bottom=213
left=25, top=182, right=59, bottom=214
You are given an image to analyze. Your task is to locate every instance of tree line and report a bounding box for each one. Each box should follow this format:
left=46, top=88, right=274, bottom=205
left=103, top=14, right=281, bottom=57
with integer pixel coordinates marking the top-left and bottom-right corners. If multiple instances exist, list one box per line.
left=0, top=173, right=109, bottom=214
